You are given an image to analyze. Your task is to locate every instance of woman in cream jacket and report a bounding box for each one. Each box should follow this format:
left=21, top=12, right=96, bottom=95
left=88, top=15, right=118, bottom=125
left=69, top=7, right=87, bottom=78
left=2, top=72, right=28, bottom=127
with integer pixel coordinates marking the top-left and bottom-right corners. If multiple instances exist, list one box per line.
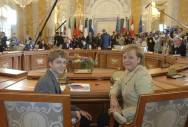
left=109, top=44, right=154, bottom=125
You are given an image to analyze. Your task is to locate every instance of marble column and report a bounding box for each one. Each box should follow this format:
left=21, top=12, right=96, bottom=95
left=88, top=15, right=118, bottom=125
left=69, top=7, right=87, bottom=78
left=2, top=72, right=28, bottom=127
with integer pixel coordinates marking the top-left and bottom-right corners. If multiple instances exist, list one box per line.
left=38, top=0, right=47, bottom=40
left=177, top=0, right=188, bottom=31
left=131, top=0, right=142, bottom=33
left=32, top=0, right=39, bottom=39
left=25, top=4, right=33, bottom=38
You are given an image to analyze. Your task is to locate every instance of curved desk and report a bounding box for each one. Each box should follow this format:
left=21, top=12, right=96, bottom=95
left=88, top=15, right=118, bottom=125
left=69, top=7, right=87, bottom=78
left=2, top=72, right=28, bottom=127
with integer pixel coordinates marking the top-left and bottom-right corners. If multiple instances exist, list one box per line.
left=1, top=63, right=188, bottom=102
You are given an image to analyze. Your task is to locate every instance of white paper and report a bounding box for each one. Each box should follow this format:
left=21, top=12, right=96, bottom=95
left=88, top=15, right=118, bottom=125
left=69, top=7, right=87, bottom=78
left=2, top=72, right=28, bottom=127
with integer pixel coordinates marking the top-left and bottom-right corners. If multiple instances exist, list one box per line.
left=60, top=85, right=66, bottom=92
left=69, top=83, right=90, bottom=92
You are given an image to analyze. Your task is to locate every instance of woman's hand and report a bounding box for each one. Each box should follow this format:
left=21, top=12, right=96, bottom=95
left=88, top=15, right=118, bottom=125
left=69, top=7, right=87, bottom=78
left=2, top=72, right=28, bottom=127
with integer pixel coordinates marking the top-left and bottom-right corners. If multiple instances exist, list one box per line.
left=109, top=106, right=122, bottom=114
left=75, top=111, right=81, bottom=121
left=80, top=110, right=92, bottom=120
left=110, top=96, right=119, bottom=110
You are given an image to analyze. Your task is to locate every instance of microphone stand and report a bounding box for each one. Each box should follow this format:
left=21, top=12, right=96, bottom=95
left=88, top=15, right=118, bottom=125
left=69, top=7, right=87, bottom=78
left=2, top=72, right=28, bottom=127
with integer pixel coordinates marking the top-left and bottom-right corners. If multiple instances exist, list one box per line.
left=156, top=8, right=188, bottom=29
left=145, top=3, right=188, bottom=29
left=34, top=0, right=59, bottom=48
left=56, top=20, right=67, bottom=32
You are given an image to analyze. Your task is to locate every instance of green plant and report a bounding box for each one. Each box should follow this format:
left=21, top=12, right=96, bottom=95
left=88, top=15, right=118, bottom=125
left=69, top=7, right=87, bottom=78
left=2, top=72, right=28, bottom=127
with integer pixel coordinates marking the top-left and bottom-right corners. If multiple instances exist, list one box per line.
left=80, top=57, right=94, bottom=70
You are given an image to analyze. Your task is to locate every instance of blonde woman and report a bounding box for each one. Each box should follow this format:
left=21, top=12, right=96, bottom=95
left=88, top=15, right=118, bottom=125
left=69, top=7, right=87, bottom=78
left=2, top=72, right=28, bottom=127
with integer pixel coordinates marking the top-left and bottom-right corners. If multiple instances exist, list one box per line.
left=109, top=44, right=154, bottom=125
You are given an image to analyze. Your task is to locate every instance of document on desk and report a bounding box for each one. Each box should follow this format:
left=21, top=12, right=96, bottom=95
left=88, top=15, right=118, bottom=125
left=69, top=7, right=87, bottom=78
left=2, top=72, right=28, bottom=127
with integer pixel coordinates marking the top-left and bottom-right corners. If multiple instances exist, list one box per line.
left=60, top=85, right=66, bottom=92
left=69, top=83, right=90, bottom=92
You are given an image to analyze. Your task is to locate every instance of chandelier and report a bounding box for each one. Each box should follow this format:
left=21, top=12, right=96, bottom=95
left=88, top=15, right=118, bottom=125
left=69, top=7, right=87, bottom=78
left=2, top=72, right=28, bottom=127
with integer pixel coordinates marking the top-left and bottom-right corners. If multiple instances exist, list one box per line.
left=13, top=0, right=33, bottom=8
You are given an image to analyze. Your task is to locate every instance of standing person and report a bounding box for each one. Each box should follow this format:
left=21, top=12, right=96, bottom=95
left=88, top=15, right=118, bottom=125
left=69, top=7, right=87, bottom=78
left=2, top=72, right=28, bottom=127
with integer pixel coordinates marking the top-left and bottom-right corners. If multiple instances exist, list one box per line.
left=147, top=33, right=155, bottom=52
left=109, top=44, right=153, bottom=125
left=54, top=32, right=59, bottom=46
left=37, top=39, right=49, bottom=50
left=24, top=37, right=34, bottom=51
left=86, top=32, right=94, bottom=49
left=34, top=50, right=92, bottom=127
left=101, top=29, right=111, bottom=49
left=54, top=32, right=63, bottom=48
left=111, top=31, right=117, bottom=47
left=94, top=33, right=102, bottom=49
left=153, top=34, right=162, bottom=53
left=56, top=32, right=64, bottom=48
left=0, top=32, right=3, bottom=52
left=78, top=32, right=86, bottom=49
left=0, top=32, right=7, bottom=51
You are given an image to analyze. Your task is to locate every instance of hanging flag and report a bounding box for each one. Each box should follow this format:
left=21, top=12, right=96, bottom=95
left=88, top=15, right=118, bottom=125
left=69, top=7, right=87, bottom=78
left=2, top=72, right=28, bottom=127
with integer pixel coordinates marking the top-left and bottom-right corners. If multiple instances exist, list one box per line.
left=129, top=16, right=135, bottom=37
left=120, top=18, right=125, bottom=33
left=77, top=16, right=81, bottom=36
left=126, top=17, right=130, bottom=32
left=84, top=18, right=88, bottom=38
left=89, top=19, right=94, bottom=35
left=122, top=17, right=127, bottom=33
left=79, top=17, right=84, bottom=33
left=115, top=17, right=120, bottom=33
left=73, top=17, right=79, bottom=37
left=67, top=17, right=72, bottom=39
left=139, top=16, right=143, bottom=33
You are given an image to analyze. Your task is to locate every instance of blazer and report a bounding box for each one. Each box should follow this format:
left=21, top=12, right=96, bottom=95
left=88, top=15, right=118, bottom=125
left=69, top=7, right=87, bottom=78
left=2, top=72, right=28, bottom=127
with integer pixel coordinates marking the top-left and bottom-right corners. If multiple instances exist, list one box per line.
left=34, top=69, right=61, bottom=94
left=34, top=69, right=80, bottom=112
left=110, top=65, right=154, bottom=124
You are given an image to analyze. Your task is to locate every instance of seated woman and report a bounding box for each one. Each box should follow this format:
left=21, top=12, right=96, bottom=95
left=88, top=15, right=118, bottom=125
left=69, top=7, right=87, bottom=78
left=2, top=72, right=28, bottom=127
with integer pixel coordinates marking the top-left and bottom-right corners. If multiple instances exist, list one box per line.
left=109, top=44, right=154, bottom=125
left=34, top=49, right=92, bottom=127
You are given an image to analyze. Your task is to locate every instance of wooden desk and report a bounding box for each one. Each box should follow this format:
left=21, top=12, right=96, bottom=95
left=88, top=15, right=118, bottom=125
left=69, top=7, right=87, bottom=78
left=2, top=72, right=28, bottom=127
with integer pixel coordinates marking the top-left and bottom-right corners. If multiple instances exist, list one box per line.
left=27, top=68, right=117, bottom=80
left=3, top=79, right=111, bottom=101
left=2, top=66, right=188, bottom=125
left=27, top=64, right=188, bottom=80
left=0, top=76, right=26, bottom=89
left=22, top=50, right=49, bottom=71
left=0, top=50, right=180, bottom=71
left=3, top=71, right=188, bottom=101
left=0, top=51, right=22, bottom=69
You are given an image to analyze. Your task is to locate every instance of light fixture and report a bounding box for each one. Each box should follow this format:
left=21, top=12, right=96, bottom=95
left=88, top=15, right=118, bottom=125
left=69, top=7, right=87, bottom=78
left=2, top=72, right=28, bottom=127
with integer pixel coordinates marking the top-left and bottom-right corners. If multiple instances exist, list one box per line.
left=13, top=0, right=33, bottom=8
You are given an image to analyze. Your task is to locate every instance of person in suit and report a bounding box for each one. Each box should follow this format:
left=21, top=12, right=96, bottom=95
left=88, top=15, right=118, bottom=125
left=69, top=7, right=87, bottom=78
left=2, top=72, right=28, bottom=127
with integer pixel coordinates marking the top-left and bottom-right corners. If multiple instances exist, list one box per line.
left=34, top=49, right=92, bottom=127
left=37, top=39, right=49, bottom=50
left=111, top=31, right=118, bottom=47
left=86, top=32, right=94, bottom=49
left=109, top=44, right=154, bottom=125
left=147, top=33, right=155, bottom=52
left=54, top=32, right=59, bottom=46
left=94, top=33, right=102, bottom=49
left=24, top=37, right=34, bottom=50
left=0, top=32, right=7, bottom=51
left=101, top=29, right=111, bottom=49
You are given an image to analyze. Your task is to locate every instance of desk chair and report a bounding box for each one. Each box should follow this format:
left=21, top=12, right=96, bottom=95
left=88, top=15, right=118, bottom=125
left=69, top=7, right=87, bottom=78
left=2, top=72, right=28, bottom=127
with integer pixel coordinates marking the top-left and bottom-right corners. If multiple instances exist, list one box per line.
left=110, top=91, right=188, bottom=127
left=0, top=92, right=72, bottom=127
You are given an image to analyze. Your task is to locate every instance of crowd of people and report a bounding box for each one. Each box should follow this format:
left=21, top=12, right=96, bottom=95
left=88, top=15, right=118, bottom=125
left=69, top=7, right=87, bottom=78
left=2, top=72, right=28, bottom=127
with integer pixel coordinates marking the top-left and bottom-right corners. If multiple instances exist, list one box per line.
left=0, top=27, right=188, bottom=56
left=54, top=28, right=188, bottom=56
left=54, top=29, right=111, bottom=50
left=0, top=32, right=50, bottom=52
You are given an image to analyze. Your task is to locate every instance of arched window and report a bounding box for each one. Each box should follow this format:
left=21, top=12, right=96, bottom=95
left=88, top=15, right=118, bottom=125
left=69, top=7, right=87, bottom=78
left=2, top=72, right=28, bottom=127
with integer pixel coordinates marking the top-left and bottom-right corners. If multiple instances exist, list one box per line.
left=0, top=5, right=17, bottom=38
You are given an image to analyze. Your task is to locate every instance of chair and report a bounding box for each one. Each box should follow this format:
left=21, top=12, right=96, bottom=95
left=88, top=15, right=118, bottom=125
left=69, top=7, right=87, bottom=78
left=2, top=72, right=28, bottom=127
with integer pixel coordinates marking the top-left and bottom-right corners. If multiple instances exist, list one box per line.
left=110, top=91, right=188, bottom=127
left=0, top=92, right=72, bottom=127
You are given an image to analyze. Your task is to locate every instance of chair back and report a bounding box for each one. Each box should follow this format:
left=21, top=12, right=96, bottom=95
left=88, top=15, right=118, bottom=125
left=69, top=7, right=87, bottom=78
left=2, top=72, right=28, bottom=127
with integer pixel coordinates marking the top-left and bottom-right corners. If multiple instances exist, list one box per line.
left=135, top=91, right=188, bottom=127
left=0, top=92, right=72, bottom=127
